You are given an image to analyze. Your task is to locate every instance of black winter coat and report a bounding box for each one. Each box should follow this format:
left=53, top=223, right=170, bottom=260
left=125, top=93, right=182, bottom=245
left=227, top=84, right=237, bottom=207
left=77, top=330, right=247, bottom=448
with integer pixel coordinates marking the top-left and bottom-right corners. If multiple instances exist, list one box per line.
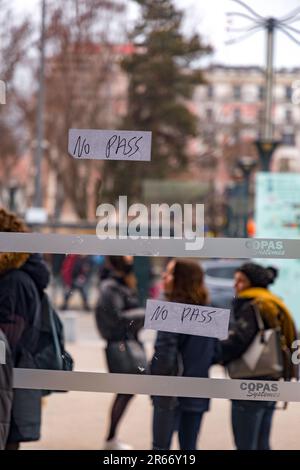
left=0, top=330, right=13, bottom=450
left=0, top=253, right=50, bottom=443
left=151, top=330, right=217, bottom=413
left=221, top=297, right=262, bottom=365
left=95, top=276, right=144, bottom=342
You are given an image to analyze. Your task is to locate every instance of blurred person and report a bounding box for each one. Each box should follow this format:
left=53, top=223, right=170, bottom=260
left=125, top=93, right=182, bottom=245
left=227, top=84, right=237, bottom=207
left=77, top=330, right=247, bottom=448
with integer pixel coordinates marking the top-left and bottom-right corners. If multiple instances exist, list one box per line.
left=0, top=208, right=50, bottom=450
left=0, top=330, right=13, bottom=450
left=220, top=262, right=297, bottom=450
left=98, top=256, right=113, bottom=282
left=51, top=253, right=65, bottom=284
left=95, top=256, right=145, bottom=450
left=61, top=254, right=92, bottom=311
left=133, top=256, right=153, bottom=307
left=150, top=259, right=218, bottom=450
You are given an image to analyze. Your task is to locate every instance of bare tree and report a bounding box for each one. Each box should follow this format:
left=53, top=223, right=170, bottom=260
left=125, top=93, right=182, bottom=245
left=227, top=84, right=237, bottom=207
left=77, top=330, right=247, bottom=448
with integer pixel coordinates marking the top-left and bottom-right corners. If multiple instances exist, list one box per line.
left=23, top=0, right=125, bottom=219
left=0, top=0, right=31, bottom=197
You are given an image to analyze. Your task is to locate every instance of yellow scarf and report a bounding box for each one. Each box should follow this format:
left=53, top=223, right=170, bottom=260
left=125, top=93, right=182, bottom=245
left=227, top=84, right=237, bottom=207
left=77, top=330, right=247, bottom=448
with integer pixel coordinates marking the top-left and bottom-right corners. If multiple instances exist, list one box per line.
left=238, top=287, right=297, bottom=349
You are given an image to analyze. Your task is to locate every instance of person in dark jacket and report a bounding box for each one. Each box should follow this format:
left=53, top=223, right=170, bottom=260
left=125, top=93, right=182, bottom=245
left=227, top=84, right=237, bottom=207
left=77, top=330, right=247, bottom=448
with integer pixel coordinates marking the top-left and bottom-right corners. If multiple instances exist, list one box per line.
left=0, top=208, right=50, bottom=449
left=95, top=256, right=145, bottom=450
left=220, top=262, right=297, bottom=450
left=61, top=255, right=92, bottom=311
left=150, top=259, right=218, bottom=450
left=0, top=330, right=13, bottom=450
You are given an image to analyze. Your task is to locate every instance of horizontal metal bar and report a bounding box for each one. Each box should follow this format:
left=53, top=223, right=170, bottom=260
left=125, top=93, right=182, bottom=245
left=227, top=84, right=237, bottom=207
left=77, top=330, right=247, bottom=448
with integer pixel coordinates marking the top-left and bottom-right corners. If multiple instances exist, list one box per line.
left=13, top=369, right=300, bottom=402
left=0, top=233, right=299, bottom=259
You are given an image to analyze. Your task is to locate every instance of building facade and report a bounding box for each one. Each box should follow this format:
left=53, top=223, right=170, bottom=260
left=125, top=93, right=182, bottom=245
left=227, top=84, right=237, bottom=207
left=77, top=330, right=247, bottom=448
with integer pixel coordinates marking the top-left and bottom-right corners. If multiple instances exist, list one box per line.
left=194, top=65, right=300, bottom=175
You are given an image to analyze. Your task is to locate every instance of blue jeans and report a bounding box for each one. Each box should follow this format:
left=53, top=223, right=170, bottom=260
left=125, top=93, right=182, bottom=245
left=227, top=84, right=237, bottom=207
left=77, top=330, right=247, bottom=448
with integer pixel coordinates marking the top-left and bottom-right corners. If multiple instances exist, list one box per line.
left=232, top=400, right=276, bottom=450
left=152, top=406, right=204, bottom=450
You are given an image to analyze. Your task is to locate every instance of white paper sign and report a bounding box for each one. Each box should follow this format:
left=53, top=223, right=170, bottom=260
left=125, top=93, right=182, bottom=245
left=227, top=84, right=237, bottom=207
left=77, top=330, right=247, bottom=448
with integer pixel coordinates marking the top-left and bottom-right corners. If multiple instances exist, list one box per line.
left=144, top=299, right=230, bottom=340
left=0, top=340, right=6, bottom=364
left=68, top=129, right=152, bottom=161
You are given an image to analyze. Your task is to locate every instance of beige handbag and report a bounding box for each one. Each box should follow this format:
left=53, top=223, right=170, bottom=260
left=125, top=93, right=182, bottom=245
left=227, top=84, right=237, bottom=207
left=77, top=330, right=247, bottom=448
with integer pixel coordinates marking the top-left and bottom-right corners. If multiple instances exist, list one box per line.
left=227, top=305, right=284, bottom=379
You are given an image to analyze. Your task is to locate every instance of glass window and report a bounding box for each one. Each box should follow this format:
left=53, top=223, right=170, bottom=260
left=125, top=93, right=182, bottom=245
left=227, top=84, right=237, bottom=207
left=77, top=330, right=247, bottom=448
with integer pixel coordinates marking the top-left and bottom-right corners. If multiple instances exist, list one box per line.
left=285, top=109, right=293, bottom=124
left=258, top=85, right=265, bottom=101
left=234, top=108, right=241, bottom=121
left=282, top=132, right=295, bottom=145
left=205, top=266, right=239, bottom=279
left=207, top=84, right=214, bottom=99
left=286, top=85, right=292, bottom=101
left=206, top=108, right=214, bottom=120
left=233, top=85, right=241, bottom=100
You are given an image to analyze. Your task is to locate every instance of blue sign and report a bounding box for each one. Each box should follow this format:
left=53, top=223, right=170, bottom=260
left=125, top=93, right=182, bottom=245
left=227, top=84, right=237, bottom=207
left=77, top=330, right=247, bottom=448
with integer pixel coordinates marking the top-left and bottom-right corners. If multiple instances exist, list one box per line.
left=255, top=173, right=300, bottom=326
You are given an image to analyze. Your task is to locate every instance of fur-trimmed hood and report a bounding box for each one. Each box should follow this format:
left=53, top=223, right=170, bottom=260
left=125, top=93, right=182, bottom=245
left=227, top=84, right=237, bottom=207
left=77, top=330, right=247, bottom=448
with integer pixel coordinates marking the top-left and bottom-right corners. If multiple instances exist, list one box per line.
left=0, top=208, right=30, bottom=276
left=0, top=252, right=50, bottom=292
left=0, top=208, right=50, bottom=291
left=0, top=252, right=30, bottom=275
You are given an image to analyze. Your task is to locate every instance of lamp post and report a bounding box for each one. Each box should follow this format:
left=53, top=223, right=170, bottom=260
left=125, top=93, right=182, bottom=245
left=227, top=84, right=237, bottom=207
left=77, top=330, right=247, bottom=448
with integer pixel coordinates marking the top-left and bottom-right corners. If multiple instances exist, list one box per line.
left=227, top=0, right=300, bottom=171
left=34, top=0, right=46, bottom=208
left=237, top=156, right=256, bottom=237
left=197, top=151, right=218, bottom=235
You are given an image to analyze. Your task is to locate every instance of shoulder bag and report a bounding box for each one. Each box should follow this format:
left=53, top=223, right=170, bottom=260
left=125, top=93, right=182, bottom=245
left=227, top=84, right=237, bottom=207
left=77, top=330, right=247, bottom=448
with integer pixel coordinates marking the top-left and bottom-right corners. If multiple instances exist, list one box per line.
left=227, top=304, right=284, bottom=379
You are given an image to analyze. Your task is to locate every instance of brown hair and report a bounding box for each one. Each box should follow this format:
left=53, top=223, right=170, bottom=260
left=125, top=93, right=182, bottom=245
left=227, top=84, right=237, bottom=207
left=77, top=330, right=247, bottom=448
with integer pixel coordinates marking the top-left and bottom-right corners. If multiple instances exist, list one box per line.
left=168, top=259, right=209, bottom=305
left=0, top=208, right=28, bottom=233
left=0, top=208, right=29, bottom=274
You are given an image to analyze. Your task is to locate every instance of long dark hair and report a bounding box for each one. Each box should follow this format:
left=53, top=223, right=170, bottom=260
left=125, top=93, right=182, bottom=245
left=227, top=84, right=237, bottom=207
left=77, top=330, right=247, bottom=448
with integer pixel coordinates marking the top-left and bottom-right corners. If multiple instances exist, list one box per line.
left=168, top=259, right=208, bottom=305
left=108, top=256, right=128, bottom=272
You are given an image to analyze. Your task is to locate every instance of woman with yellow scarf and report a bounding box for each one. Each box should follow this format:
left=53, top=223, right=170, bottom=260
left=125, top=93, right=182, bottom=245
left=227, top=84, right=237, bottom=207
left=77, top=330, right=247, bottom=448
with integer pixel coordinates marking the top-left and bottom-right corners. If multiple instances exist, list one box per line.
left=221, top=262, right=297, bottom=450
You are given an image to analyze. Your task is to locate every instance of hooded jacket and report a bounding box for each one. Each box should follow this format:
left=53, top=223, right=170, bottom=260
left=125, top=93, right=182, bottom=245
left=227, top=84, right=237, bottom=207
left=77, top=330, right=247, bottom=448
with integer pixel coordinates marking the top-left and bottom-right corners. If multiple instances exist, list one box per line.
left=0, top=252, right=50, bottom=443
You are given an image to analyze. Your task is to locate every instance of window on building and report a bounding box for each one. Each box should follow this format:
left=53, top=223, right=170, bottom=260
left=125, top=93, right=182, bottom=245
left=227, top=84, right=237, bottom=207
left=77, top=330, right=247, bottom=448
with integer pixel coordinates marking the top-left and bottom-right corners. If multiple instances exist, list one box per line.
left=258, top=86, right=265, bottom=101
left=234, top=108, right=241, bottom=121
left=258, top=109, right=264, bottom=122
left=282, top=132, right=295, bottom=146
left=233, top=129, right=240, bottom=143
left=233, top=85, right=241, bottom=100
left=285, top=109, right=293, bottom=125
left=204, top=131, right=216, bottom=146
left=206, top=108, right=214, bottom=121
left=286, top=86, right=292, bottom=101
left=207, top=85, right=214, bottom=99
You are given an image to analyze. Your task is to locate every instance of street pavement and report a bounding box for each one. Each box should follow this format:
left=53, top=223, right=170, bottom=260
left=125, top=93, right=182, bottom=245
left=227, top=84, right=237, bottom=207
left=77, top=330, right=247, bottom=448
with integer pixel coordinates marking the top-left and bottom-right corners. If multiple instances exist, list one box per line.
left=22, top=310, right=300, bottom=450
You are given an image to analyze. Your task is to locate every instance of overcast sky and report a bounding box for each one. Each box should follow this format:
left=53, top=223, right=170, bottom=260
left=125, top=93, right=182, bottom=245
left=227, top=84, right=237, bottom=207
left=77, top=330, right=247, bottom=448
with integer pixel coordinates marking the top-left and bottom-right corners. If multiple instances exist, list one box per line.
left=14, top=0, right=300, bottom=68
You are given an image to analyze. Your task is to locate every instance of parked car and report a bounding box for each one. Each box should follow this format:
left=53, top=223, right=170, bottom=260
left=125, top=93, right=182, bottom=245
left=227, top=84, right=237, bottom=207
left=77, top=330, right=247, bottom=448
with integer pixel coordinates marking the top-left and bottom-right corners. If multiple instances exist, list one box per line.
left=202, top=259, right=244, bottom=311
left=149, top=259, right=243, bottom=315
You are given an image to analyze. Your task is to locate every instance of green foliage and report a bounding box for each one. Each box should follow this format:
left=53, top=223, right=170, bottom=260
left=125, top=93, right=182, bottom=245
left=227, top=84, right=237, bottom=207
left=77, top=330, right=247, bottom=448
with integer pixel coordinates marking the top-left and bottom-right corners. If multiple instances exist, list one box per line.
left=104, top=0, right=212, bottom=202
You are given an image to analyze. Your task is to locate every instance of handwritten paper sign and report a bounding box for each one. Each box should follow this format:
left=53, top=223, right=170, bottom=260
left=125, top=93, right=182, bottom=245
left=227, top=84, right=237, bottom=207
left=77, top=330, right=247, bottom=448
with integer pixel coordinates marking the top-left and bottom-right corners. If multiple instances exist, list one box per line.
left=68, top=129, right=152, bottom=161
left=144, top=299, right=230, bottom=340
left=0, top=340, right=5, bottom=364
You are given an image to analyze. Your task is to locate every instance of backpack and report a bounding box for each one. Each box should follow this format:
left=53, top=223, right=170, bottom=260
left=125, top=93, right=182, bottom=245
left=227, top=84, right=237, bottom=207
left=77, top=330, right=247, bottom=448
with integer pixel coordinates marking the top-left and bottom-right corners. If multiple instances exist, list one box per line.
left=34, top=293, right=74, bottom=373
left=253, top=298, right=298, bottom=381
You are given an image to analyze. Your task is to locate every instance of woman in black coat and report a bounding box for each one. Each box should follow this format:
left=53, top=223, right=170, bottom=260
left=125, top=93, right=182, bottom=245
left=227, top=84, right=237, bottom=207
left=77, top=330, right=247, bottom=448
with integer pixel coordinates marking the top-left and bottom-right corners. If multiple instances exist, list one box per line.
left=220, top=262, right=297, bottom=450
left=0, top=330, right=13, bottom=450
left=95, top=256, right=145, bottom=450
left=0, top=208, right=50, bottom=449
left=150, top=259, right=218, bottom=450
